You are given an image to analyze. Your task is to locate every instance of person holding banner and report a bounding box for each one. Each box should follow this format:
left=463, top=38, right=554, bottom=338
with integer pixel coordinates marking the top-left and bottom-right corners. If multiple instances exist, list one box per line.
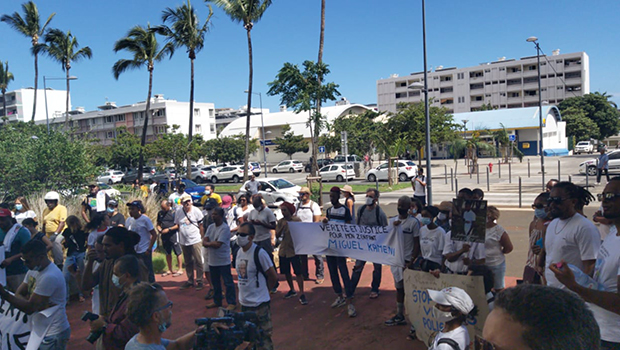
left=0, top=208, right=31, bottom=292
left=296, top=187, right=324, bottom=284
left=275, top=202, right=306, bottom=305
left=414, top=206, right=446, bottom=272
left=484, top=206, right=513, bottom=292
left=427, top=286, right=477, bottom=350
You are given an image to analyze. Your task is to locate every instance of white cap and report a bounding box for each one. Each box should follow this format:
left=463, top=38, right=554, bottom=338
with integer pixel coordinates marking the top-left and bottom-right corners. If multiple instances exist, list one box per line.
left=44, top=191, right=60, bottom=201
left=428, top=287, right=474, bottom=315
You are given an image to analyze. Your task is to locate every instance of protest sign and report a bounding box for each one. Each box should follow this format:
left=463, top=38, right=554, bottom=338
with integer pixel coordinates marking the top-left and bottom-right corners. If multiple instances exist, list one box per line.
left=288, top=222, right=404, bottom=267
left=404, top=270, right=489, bottom=348
left=451, top=199, right=487, bottom=243
left=0, top=297, right=31, bottom=349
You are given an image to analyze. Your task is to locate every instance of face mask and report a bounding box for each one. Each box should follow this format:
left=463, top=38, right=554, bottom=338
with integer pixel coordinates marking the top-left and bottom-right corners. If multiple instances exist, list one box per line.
left=397, top=208, right=408, bottom=216
left=410, top=208, right=418, bottom=215
left=15, top=204, right=23, bottom=211
left=107, top=207, right=115, bottom=213
left=421, top=217, right=432, bottom=226
left=534, top=208, right=547, bottom=219
left=237, top=235, right=250, bottom=247
left=438, top=213, right=447, bottom=221
left=365, top=197, right=374, bottom=206
left=432, top=306, right=456, bottom=323
left=205, top=190, right=211, bottom=196
left=158, top=318, right=172, bottom=333
left=112, top=274, right=122, bottom=288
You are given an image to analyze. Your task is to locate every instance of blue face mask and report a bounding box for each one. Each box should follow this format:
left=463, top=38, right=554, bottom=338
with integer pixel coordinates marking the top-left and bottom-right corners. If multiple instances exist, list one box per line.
left=112, top=274, right=122, bottom=288
left=15, top=204, right=23, bottom=211
left=534, top=208, right=547, bottom=219
left=107, top=207, right=115, bottom=213
left=421, top=217, right=432, bottom=226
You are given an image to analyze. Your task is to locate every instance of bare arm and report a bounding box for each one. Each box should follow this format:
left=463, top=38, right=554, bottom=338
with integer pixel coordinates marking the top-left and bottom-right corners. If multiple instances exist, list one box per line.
left=81, top=204, right=90, bottom=223
left=265, top=266, right=278, bottom=290
left=148, top=229, right=157, bottom=253
left=551, top=264, right=620, bottom=315
left=582, top=259, right=596, bottom=276
left=0, top=285, right=50, bottom=315
left=500, top=232, right=513, bottom=255
left=55, top=221, right=65, bottom=235
left=82, top=249, right=100, bottom=290
left=42, top=236, right=54, bottom=252
left=168, top=330, right=198, bottom=350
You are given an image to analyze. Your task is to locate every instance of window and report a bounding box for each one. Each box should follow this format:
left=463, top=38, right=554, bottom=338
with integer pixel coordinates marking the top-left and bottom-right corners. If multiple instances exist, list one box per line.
left=484, top=69, right=490, bottom=73
left=499, top=67, right=506, bottom=71
left=115, top=114, right=125, bottom=122
left=457, top=96, right=465, bottom=103
left=399, top=82, right=407, bottom=87
left=527, top=65, right=537, bottom=71
left=457, top=73, right=464, bottom=79
left=440, top=87, right=453, bottom=93
left=195, top=124, right=202, bottom=132
left=210, top=123, right=216, bottom=133
left=194, top=108, right=200, bottom=117
left=557, top=86, right=564, bottom=90
left=106, top=131, right=115, bottom=139
left=105, top=116, right=113, bottom=123
left=470, top=83, right=483, bottom=90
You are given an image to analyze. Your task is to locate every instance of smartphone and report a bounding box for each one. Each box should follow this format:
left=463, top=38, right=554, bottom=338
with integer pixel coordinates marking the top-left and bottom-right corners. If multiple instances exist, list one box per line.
left=535, top=238, right=544, bottom=249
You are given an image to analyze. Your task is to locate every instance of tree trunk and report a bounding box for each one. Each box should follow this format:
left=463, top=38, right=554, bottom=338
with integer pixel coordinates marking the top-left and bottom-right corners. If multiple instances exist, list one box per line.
left=137, top=68, right=153, bottom=183
left=32, top=52, right=38, bottom=122
left=243, top=28, right=253, bottom=182
left=64, top=67, right=70, bottom=130
left=312, top=0, right=326, bottom=177
left=187, top=57, right=195, bottom=181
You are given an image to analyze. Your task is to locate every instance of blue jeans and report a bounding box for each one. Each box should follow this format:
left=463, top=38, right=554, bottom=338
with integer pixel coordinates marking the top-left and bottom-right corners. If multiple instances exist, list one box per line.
left=210, top=264, right=237, bottom=306
left=63, top=252, right=85, bottom=299
left=351, top=260, right=382, bottom=294
left=39, top=327, right=70, bottom=350
left=326, top=256, right=353, bottom=299
left=487, top=260, right=506, bottom=290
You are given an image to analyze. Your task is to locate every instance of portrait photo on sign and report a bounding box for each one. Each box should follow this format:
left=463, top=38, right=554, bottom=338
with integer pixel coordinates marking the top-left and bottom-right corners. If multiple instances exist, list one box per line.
left=451, top=199, right=487, bottom=243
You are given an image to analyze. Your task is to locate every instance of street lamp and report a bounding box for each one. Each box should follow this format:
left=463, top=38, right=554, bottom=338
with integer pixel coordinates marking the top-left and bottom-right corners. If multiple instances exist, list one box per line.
left=526, top=36, right=545, bottom=190
left=407, top=0, right=433, bottom=204
left=44, top=75, right=77, bottom=133
left=244, top=90, right=268, bottom=178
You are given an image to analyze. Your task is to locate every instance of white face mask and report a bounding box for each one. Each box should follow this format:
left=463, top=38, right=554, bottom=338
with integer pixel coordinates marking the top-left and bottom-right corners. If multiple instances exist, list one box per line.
left=365, top=197, right=374, bottom=206
left=438, top=213, right=448, bottom=221
left=432, top=306, right=456, bottom=324
left=237, top=235, right=250, bottom=247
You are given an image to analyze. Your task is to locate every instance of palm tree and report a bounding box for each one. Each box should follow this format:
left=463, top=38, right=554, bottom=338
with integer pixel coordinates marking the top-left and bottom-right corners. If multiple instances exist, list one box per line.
left=113, top=24, right=174, bottom=181
left=206, top=0, right=272, bottom=181
left=0, top=61, right=15, bottom=121
left=1, top=1, right=55, bottom=121
left=312, top=0, right=326, bottom=176
left=34, top=28, right=92, bottom=127
left=154, top=0, right=213, bottom=180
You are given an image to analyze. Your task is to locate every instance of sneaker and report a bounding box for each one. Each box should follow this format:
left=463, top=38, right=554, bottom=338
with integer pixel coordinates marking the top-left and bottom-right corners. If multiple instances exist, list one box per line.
left=205, top=302, right=221, bottom=309
left=225, top=304, right=237, bottom=311
left=204, top=289, right=215, bottom=300
left=330, top=296, right=346, bottom=308
left=284, top=290, right=297, bottom=299
left=369, top=291, right=380, bottom=299
left=299, top=294, right=308, bottom=305
left=179, top=282, right=194, bottom=290
left=315, top=278, right=325, bottom=285
left=385, top=314, right=407, bottom=326
left=195, top=283, right=204, bottom=291
left=347, top=304, right=357, bottom=317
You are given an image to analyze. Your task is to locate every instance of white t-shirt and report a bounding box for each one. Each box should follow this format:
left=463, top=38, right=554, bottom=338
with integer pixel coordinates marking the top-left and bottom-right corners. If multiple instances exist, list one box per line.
left=15, top=210, right=36, bottom=225
left=236, top=243, right=273, bottom=307
left=168, top=192, right=184, bottom=210
left=419, top=225, right=446, bottom=265
left=485, top=224, right=507, bottom=267
left=296, top=201, right=321, bottom=223
left=246, top=180, right=260, bottom=195
left=412, top=175, right=426, bottom=196
left=174, top=206, right=204, bottom=246
left=545, top=214, right=601, bottom=288
left=389, top=216, right=420, bottom=263
left=228, top=205, right=254, bottom=233
left=24, top=263, right=70, bottom=336
left=87, top=227, right=110, bottom=248
left=444, top=233, right=486, bottom=274
left=247, top=207, right=277, bottom=242
left=126, top=215, right=155, bottom=254
left=590, top=226, right=620, bottom=342
left=430, top=325, right=470, bottom=350
left=206, top=222, right=231, bottom=267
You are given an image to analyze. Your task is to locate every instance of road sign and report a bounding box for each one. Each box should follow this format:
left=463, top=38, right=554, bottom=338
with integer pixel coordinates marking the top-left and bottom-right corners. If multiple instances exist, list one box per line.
left=318, top=146, right=325, bottom=153
left=259, top=139, right=274, bottom=146
left=509, top=134, right=516, bottom=142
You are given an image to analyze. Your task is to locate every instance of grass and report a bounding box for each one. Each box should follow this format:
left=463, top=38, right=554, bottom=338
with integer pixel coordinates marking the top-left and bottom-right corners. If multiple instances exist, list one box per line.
left=152, top=250, right=181, bottom=274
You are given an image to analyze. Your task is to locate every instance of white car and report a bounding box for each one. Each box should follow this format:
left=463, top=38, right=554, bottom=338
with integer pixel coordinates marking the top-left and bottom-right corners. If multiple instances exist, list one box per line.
left=271, top=160, right=303, bottom=173
left=366, top=160, right=418, bottom=182
left=196, top=166, right=215, bottom=183
left=319, top=164, right=355, bottom=182
left=211, top=165, right=245, bottom=183
left=238, top=178, right=301, bottom=205
left=574, top=141, right=594, bottom=155
left=97, top=183, right=121, bottom=198
left=97, top=170, right=125, bottom=184
left=579, top=150, right=620, bottom=176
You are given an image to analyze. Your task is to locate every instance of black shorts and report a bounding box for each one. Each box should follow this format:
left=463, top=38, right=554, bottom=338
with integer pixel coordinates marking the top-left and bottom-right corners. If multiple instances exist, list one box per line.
left=161, top=231, right=182, bottom=256
left=279, top=255, right=301, bottom=276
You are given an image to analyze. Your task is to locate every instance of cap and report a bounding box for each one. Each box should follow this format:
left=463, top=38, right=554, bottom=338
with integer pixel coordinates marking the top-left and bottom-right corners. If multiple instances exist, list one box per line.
left=280, top=201, right=296, bottom=215
left=342, top=185, right=354, bottom=195
left=108, top=199, right=118, bottom=207
left=180, top=193, right=192, bottom=203
left=428, top=287, right=474, bottom=315
left=204, top=198, right=218, bottom=210
left=0, top=208, right=12, bottom=217
left=88, top=183, right=98, bottom=188
left=221, top=195, right=233, bottom=209
left=298, top=187, right=311, bottom=195
left=126, top=200, right=144, bottom=211
left=438, top=201, right=452, bottom=212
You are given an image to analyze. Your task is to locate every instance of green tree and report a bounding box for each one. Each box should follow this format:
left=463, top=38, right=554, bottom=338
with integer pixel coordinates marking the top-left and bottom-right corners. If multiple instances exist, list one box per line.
left=147, top=125, right=204, bottom=178
left=203, top=134, right=258, bottom=164
left=206, top=0, right=272, bottom=182
left=561, top=106, right=600, bottom=142
left=154, top=0, right=213, bottom=180
left=0, top=122, right=99, bottom=196
left=1, top=1, right=55, bottom=121
left=109, top=126, right=143, bottom=170
left=34, top=28, right=92, bottom=127
left=274, top=124, right=308, bottom=159
left=267, top=60, right=340, bottom=175
left=0, top=61, right=15, bottom=121
left=113, top=24, right=174, bottom=181
left=558, top=92, right=620, bottom=140
left=331, top=109, right=382, bottom=157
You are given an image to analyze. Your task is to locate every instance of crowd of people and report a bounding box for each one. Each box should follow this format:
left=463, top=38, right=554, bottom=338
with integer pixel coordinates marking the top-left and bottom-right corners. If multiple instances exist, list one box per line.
left=0, top=173, right=618, bottom=349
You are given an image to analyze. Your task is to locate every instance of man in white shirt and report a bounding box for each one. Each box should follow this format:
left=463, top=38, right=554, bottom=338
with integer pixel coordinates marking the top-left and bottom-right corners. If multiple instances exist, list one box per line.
left=173, top=193, right=205, bottom=291
left=545, top=182, right=600, bottom=288
left=204, top=207, right=236, bottom=310
left=247, top=194, right=277, bottom=264
left=551, top=177, right=620, bottom=348
left=125, top=200, right=157, bottom=283
left=245, top=174, right=260, bottom=195
left=235, top=222, right=278, bottom=350
left=0, top=240, right=71, bottom=349
left=168, top=182, right=186, bottom=210
left=411, top=168, right=427, bottom=206
left=296, top=186, right=324, bottom=284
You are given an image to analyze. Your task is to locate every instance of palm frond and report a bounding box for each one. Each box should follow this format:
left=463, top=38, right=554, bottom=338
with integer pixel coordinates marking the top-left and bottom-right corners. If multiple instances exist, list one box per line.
left=112, top=59, right=144, bottom=80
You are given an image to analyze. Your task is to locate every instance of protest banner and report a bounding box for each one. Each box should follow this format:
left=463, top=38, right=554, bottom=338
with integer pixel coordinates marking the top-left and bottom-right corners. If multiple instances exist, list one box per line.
left=404, top=270, right=489, bottom=348
left=288, top=222, right=404, bottom=267
left=451, top=199, right=487, bottom=243
left=0, top=297, right=30, bottom=349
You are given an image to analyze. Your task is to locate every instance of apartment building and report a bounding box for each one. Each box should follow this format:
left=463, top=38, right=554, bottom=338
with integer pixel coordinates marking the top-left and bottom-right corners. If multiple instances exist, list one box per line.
left=215, top=106, right=270, bottom=131
left=0, top=88, right=69, bottom=122
left=377, top=51, right=589, bottom=114
left=46, top=94, right=216, bottom=146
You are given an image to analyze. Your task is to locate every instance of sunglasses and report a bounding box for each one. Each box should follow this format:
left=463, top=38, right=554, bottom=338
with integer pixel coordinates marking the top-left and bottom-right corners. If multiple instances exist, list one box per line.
left=597, top=193, right=620, bottom=202
left=153, top=301, right=173, bottom=312
left=547, top=196, right=568, bottom=204
left=238, top=232, right=250, bottom=237
left=531, top=204, right=545, bottom=209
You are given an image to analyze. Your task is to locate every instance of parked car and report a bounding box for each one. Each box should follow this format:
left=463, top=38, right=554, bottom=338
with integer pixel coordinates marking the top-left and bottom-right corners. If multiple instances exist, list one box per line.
left=319, top=164, right=355, bottom=182
left=158, top=178, right=206, bottom=205
left=249, top=162, right=262, bottom=177
left=305, top=158, right=334, bottom=172
left=238, top=178, right=301, bottom=205
left=122, top=169, right=153, bottom=184
left=574, top=141, right=595, bottom=155
left=365, top=160, right=418, bottom=182
left=97, top=183, right=121, bottom=198
left=579, top=150, right=620, bottom=176
left=271, top=160, right=303, bottom=173
left=97, top=170, right=125, bottom=184
left=333, top=154, right=363, bottom=164
left=211, top=165, right=245, bottom=183
left=195, top=166, right=215, bottom=183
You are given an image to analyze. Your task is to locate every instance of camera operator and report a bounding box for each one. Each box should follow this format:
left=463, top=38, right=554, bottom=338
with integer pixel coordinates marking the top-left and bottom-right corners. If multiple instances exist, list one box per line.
left=125, top=282, right=199, bottom=350
left=89, top=255, right=141, bottom=350
left=235, top=223, right=278, bottom=350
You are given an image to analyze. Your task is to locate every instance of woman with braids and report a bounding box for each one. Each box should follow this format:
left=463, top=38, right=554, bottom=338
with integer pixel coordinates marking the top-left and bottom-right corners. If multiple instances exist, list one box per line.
left=574, top=185, right=595, bottom=216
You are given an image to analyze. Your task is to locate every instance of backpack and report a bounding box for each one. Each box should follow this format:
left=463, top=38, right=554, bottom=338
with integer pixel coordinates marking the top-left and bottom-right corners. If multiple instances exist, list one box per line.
left=437, top=338, right=460, bottom=350
left=296, top=201, right=318, bottom=216
left=357, top=205, right=381, bottom=226
left=253, top=245, right=268, bottom=288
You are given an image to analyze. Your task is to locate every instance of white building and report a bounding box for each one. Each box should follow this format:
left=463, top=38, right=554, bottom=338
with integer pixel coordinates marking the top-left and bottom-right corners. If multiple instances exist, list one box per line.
left=0, top=88, right=70, bottom=122
left=215, top=106, right=270, bottom=131
left=377, top=51, right=589, bottom=114
left=46, top=94, right=216, bottom=146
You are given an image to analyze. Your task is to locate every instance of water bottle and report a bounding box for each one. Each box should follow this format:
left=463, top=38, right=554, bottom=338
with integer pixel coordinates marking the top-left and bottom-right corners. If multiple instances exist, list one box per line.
left=567, top=264, right=606, bottom=291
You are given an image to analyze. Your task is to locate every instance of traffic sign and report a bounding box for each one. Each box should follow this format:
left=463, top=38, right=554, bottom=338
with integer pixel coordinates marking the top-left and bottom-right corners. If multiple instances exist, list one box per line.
left=318, top=146, right=325, bottom=153
left=509, top=134, right=516, bottom=142
left=259, top=139, right=274, bottom=146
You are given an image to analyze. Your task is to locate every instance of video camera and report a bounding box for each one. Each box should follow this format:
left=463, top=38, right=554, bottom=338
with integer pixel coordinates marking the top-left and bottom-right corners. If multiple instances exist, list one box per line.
left=194, top=311, right=264, bottom=350
left=81, top=311, right=103, bottom=344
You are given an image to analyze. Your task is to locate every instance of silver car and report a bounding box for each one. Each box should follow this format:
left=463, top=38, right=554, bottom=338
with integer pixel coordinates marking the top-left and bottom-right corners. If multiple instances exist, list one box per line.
left=319, top=164, right=355, bottom=182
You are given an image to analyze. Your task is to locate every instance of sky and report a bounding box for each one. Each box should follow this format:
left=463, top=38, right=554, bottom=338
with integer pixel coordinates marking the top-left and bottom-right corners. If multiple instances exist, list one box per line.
left=1, top=0, right=619, bottom=114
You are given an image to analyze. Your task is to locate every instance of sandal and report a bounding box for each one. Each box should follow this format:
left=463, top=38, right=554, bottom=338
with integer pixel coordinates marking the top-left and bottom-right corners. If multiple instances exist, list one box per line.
left=161, top=271, right=172, bottom=277
left=369, top=291, right=379, bottom=299
left=172, top=271, right=183, bottom=277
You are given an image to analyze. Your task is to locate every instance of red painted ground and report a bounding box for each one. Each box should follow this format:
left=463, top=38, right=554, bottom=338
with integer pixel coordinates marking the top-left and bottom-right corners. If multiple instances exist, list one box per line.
left=66, top=262, right=518, bottom=349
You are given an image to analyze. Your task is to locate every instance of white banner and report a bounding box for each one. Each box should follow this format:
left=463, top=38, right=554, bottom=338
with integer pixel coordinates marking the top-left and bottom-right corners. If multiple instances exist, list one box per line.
left=404, top=270, right=489, bottom=349
left=288, top=222, right=404, bottom=267
left=0, top=297, right=31, bottom=349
